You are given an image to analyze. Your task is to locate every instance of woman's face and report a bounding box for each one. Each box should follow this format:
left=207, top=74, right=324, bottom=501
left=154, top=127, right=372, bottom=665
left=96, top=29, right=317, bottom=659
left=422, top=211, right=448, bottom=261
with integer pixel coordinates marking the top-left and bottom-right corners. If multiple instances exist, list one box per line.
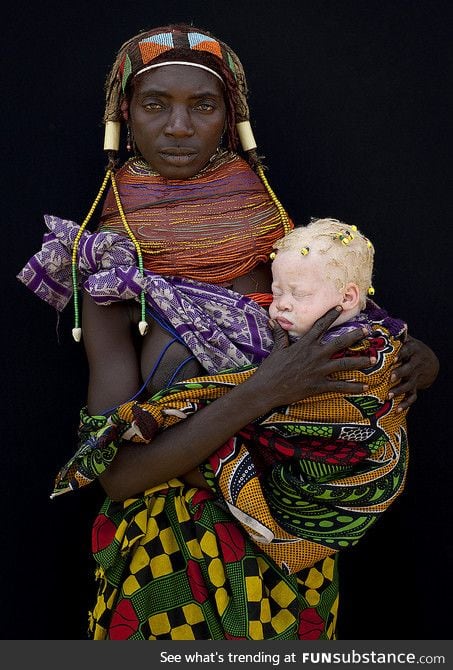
left=129, top=64, right=227, bottom=179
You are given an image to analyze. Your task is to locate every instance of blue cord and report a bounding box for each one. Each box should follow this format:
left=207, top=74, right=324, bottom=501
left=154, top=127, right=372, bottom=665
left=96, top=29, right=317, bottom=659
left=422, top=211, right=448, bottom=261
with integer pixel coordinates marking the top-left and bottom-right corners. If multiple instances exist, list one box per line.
left=166, top=354, right=197, bottom=387
left=101, top=336, right=179, bottom=416
left=146, top=305, right=185, bottom=344
left=100, top=307, right=199, bottom=415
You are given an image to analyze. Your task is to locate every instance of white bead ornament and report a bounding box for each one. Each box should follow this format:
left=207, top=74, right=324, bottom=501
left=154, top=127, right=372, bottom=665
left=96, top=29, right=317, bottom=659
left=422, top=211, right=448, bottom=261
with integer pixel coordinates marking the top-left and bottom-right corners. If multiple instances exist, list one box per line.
left=139, top=320, right=149, bottom=336
left=236, top=121, right=257, bottom=152
left=72, top=327, right=82, bottom=342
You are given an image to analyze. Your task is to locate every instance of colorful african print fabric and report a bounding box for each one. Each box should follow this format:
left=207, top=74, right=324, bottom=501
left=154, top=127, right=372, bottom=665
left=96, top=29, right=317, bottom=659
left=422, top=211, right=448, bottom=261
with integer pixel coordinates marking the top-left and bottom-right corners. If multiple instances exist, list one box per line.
left=81, top=315, right=407, bottom=640
left=52, top=318, right=407, bottom=569
left=90, top=480, right=339, bottom=640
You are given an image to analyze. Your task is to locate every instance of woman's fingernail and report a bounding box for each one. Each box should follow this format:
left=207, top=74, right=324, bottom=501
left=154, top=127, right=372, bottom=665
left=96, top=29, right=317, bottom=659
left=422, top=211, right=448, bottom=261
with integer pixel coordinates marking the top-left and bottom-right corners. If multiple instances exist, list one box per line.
left=390, top=373, right=396, bottom=382
left=388, top=392, right=394, bottom=400
left=369, top=356, right=377, bottom=365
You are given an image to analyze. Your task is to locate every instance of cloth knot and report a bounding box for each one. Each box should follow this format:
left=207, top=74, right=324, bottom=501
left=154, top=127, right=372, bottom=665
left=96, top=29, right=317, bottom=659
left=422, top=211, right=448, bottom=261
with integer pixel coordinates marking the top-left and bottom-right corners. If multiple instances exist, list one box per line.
left=17, top=215, right=141, bottom=310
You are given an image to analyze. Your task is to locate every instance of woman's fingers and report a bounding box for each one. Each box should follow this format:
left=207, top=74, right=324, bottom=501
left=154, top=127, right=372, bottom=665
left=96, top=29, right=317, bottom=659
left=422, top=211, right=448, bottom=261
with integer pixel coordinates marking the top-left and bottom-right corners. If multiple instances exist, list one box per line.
left=387, top=335, right=439, bottom=409
left=304, top=306, right=344, bottom=342
left=252, top=306, right=377, bottom=409
left=388, top=360, right=418, bottom=408
left=320, top=326, right=369, bottom=355
left=268, top=319, right=289, bottom=352
left=291, top=323, right=369, bottom=364
left=394, top=390, right=417, bottom=411
left=396, top=335, right=439, bottom=390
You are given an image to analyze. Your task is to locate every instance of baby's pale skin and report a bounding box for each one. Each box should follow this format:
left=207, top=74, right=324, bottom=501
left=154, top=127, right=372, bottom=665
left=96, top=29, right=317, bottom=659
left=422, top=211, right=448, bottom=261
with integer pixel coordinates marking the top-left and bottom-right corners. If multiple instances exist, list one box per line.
left=269, top=249, right=361, bottom=337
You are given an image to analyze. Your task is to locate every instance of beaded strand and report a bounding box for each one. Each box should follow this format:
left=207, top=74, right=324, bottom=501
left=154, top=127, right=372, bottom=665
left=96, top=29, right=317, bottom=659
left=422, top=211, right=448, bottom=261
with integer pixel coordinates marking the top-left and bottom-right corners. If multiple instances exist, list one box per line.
left=71, top=169, right=149, bottom=341
left=110, top=171, right=149, bottom=335
left=256, top=164, right=292, bottom=237
left=71, top=170, right=112, bottom=341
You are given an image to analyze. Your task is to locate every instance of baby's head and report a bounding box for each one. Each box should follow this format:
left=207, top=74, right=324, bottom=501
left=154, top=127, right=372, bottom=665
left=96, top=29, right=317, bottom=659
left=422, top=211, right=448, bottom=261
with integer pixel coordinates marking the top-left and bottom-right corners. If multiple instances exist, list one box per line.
left=269, top=218, right=375, bottom=337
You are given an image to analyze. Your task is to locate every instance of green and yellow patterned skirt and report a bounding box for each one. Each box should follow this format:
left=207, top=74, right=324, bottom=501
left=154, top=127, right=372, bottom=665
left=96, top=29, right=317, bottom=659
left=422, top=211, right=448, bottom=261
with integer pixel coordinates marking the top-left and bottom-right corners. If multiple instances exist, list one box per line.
left=89, top=479, right=339, bottom=640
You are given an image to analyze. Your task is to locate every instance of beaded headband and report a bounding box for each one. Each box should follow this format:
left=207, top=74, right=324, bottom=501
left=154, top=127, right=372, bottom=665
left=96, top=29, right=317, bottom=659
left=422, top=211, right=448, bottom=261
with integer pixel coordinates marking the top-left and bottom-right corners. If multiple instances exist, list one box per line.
left=121, top=30, right=235, bottom=92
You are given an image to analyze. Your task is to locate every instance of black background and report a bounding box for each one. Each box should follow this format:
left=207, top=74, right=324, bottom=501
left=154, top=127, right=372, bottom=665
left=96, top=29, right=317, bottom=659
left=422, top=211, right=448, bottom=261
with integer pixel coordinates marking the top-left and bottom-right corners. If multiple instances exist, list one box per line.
left=3, top=0, right=452, bottom=640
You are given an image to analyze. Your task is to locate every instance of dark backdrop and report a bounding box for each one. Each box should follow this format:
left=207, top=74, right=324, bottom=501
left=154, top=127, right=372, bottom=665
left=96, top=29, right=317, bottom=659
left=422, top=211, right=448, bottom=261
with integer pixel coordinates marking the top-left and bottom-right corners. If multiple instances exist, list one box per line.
left=3, top=0, right=451, bottom=640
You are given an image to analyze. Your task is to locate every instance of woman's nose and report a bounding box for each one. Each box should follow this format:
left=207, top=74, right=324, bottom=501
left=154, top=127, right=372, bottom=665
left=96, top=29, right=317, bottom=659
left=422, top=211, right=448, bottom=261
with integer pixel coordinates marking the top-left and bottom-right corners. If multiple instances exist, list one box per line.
left=164, top=107, right=195, bottom=137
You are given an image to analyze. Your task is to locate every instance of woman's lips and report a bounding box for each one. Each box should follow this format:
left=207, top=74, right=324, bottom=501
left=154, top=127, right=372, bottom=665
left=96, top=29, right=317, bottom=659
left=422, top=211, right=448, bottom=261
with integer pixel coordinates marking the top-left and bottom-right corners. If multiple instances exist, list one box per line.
left=158, top=149, right=197, bottom=166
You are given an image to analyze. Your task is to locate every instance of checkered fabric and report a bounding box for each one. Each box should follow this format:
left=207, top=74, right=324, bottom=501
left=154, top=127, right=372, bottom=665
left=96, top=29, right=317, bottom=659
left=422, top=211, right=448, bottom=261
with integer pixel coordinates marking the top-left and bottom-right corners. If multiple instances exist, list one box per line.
left=89, top=481, right=339, bottom=640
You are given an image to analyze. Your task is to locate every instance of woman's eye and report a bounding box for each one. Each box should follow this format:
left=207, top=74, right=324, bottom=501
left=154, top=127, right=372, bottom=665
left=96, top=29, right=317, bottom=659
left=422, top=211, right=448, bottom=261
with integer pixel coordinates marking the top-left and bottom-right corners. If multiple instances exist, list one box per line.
left=195, top=102, right=215, bottom=112
left=144, top=102, right=163, bottom=111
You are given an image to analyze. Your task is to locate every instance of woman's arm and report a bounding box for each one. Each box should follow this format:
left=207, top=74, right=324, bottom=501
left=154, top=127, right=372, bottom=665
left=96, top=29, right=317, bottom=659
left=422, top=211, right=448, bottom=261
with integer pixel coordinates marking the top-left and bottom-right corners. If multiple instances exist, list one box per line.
left=82, top=294, right=142, bottom=416
left=82, top=296, right=373, bottom=500
left=389, top=335, right=439, bottom=410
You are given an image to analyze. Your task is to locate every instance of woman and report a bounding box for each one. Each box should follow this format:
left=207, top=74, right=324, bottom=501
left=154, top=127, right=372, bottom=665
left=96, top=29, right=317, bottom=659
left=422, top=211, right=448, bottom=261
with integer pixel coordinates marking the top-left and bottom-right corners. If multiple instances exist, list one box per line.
left=18, top=24, right=438, bottom=640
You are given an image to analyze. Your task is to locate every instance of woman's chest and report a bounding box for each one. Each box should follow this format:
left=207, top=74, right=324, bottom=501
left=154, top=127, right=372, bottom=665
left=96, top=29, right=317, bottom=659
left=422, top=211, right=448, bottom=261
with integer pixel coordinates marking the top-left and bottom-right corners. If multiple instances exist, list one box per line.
left=133, top=263, right=272, bottom=395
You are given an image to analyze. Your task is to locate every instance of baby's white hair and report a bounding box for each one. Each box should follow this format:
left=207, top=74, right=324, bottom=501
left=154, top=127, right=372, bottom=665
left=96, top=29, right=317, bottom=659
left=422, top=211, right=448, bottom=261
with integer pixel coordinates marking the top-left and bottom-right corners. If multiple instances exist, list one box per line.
left=272, top=218, right=375, bottom=308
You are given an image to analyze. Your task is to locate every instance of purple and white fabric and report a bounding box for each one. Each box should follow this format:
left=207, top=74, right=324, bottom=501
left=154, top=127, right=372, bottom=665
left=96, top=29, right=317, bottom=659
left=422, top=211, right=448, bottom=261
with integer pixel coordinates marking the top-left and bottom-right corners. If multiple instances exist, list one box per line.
left=17, top=215, right=274, bottom=373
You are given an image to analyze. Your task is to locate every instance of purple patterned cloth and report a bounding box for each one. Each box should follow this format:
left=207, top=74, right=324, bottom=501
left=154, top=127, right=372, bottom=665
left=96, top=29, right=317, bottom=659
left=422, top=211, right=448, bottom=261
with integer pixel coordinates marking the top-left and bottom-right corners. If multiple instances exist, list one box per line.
left=17, top=215, right=274, bottom=372
left=17, top=215, right=139, bottom=311
left=319, top=303, right=406, bottom=342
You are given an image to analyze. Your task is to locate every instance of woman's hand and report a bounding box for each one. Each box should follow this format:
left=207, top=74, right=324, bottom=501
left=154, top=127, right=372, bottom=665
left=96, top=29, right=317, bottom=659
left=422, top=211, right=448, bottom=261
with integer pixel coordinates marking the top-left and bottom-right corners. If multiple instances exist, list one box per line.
left=389, top=334, right=439, bottom=410
left=251, top=306, right=373, bottom=407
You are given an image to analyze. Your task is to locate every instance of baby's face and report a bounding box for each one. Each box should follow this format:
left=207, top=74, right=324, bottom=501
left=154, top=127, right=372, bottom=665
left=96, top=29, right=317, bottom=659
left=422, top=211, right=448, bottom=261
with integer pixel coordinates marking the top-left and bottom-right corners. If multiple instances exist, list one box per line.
left=269, top=249, right=342, bottom=337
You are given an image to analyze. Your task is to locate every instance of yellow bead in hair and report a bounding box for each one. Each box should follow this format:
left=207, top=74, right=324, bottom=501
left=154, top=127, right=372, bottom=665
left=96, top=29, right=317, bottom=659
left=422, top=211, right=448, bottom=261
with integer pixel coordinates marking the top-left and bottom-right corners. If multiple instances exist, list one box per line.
left=368, top=286, right=375, bottom=296
left=269, top=251, right=276, bottom=260
left=300, top=247, right=310, bottom=255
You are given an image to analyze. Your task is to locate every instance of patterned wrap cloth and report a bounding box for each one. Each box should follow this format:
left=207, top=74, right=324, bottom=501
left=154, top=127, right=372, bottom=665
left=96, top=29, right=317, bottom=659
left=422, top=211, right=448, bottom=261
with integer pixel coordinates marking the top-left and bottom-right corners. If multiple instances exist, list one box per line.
left=17, top=169, right=408, bottom=639
left=51, top=312, right=408, bottom=574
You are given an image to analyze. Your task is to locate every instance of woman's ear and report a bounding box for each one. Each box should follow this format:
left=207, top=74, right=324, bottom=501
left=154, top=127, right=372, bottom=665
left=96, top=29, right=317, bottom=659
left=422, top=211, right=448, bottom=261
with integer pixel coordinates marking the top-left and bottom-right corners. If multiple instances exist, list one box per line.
left=341, top=282, right=361, bottom=312
left=120, top=97, right=130, bottom=122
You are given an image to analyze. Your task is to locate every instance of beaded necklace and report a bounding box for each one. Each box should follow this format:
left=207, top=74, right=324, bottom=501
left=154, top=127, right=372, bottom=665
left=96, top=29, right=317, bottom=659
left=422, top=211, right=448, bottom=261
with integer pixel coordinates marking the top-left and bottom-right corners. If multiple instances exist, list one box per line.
left=98, top=153, right=291, bottom=281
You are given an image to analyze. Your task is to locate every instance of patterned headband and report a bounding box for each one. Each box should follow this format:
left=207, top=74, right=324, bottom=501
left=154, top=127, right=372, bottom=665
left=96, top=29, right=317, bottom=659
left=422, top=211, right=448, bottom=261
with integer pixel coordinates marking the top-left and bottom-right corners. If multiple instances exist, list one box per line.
left=119, top=30, right=237, bottom=92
